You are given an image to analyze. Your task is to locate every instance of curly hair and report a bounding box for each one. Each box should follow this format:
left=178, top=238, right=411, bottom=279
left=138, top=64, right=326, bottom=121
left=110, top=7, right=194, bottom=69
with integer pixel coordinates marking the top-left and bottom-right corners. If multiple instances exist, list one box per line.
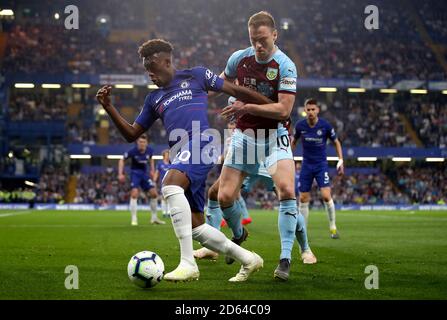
left=138, top=39, right=173, bottom=58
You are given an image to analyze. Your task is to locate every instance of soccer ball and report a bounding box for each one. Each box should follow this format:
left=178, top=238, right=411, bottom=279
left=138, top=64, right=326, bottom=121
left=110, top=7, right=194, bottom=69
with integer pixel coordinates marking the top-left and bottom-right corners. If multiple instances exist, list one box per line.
left=127, top=251, right=165, bottom=288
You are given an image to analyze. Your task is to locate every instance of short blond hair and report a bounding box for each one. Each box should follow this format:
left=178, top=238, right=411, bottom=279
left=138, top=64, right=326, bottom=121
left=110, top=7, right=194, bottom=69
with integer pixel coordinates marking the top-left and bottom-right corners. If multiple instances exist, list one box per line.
left=248, top=11, right=276, bottom=30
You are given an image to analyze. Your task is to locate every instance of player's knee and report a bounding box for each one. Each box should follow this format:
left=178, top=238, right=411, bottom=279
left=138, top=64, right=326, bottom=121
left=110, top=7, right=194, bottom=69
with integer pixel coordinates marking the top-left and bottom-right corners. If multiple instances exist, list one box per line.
left=300, top=193, right=310, bottom=203
left=130, top=189, right=139, bottom=199
left=276, top=182, right=296, bottom=200
left=217, top=189, right=236, bottom=207
left=161, top=185, right=184, bottom=199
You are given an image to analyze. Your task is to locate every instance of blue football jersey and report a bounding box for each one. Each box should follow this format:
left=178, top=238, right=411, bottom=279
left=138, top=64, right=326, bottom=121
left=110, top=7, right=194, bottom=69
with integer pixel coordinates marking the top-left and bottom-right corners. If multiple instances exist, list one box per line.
left=135, top=67, right=224, bottom=147
left=123, top=146, right=153, bottom=173
left=156, top=161, right=170, bottom=182
left=294, top=118, right=337, bottom=165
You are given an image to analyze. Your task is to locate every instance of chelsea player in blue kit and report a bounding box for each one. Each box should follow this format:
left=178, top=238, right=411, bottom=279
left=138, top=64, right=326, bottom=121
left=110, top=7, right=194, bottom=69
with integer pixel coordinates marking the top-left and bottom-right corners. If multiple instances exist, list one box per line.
left=154, top=149, right=171, bottom=217
left=118, top=134, right=165, bottom=226
left=292, top=99, right=344, bottom=239
left=96, top=39, right=273, bottom=282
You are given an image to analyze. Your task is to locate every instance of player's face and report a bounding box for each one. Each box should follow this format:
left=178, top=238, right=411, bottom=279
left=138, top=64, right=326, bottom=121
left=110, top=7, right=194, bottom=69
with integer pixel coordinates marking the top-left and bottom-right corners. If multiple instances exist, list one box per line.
left=163, top=151, right=169, bottom=162
left=143, top=53, right=172, bottom=87
left=136, top=138, right=148, bottom=151
left=249, top=26, right=277, bottom=61
left=305, top=104, right=319, bottom=121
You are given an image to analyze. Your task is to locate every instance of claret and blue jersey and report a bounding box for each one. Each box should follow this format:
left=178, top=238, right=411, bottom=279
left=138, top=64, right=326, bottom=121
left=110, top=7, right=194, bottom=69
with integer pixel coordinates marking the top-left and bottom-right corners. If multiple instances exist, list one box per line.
left=224, top=46, right=297, bottom=131
left=134, top=67, right=225, bottom=212
left=294, top=118, right=337, bottom=193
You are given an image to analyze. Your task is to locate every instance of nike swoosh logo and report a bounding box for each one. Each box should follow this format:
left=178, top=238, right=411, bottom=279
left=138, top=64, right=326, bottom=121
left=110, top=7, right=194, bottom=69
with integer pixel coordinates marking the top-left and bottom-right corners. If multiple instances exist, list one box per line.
left=285, top=212, right=297, bottom=219
left=208, top=206, right=220, bottom=210
left=171, top=212, right=180, bottom=217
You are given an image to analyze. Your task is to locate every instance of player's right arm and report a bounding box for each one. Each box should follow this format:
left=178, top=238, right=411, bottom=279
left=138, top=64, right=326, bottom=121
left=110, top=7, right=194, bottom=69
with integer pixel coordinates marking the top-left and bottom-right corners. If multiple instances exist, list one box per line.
left=96, top=85, right=146, bottom=142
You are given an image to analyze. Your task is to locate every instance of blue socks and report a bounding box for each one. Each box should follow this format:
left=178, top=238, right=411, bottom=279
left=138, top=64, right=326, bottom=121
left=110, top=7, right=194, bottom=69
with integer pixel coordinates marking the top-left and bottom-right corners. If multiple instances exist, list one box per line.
left=278, top=200, right=298, bottom=261
left=238, top=196, right=250, bottom=219
left=206, top=199, right=223, bottom=230
left=221, top=201, right=243, bottom=239
left=295, top=210, right=310, bottom=252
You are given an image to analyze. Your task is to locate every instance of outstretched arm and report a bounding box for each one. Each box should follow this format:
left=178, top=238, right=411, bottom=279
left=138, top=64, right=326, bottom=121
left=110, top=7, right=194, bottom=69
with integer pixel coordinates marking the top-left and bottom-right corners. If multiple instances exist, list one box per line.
left=221, top=80, right=274, bottom=105
left=96, top=85, right=146, bottom=142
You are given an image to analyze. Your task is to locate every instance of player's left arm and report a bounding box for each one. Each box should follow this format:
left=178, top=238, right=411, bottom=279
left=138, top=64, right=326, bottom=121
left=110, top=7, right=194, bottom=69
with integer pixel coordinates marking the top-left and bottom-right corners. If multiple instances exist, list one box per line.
left=332, top=138, right=344, bottom=176
left=221, top=80, right=273, bottom=105
left=229, top=93, right=295, bottom=121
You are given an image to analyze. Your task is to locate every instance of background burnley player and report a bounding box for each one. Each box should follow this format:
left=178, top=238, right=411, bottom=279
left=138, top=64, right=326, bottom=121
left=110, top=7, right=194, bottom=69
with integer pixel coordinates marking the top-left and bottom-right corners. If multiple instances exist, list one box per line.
left=96, top=39, right=274, bottom=282
left=154, top=149, right=170, bottom=217
left=119, top=134, right=164, bottom=226
left=292, top=98, right=344, bottom=239
left=218, top=11, right=316, bottom=281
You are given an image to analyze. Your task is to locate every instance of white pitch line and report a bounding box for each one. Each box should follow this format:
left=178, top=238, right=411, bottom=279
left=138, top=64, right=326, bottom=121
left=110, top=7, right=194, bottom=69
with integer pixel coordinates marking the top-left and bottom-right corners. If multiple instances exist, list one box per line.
left=0, top=210, right=32, bottom=218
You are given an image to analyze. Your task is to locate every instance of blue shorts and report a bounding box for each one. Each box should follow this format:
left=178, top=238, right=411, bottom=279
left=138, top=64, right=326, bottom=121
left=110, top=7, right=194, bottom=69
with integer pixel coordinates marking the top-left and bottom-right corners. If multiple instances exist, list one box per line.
left=130, top=170, right=155, bottom=191
left=168, top=136, right=219, bottom=213
left=298, top=162, right=331, bottom=193
left=223, top=125, right=293, bottom=176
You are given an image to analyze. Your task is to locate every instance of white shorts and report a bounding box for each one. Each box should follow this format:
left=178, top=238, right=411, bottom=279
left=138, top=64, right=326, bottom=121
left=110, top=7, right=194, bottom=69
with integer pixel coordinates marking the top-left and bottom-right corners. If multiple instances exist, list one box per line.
left=223, top=124, right=293, bottom=176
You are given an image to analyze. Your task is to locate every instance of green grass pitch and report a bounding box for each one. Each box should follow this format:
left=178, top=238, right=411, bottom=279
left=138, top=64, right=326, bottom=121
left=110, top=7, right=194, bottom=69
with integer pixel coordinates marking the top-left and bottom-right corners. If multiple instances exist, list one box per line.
left=0, top=209, right=446, bottom=300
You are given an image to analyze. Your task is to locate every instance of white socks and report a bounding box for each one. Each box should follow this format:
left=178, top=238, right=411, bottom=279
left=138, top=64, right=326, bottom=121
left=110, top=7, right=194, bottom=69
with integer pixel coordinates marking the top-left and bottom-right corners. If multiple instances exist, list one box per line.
left=192, top=224, right=252, bottom=265
left=324, top=199, right=337, bottom=230
left=130, top=198, right=138, bottom=223
left=161, top=198, right=169, bottom=216
left=162, top=185, right=196, bottom=268
left=150, top=198, right=158, bottom=220
left=299, top=202, right=310, bottom=227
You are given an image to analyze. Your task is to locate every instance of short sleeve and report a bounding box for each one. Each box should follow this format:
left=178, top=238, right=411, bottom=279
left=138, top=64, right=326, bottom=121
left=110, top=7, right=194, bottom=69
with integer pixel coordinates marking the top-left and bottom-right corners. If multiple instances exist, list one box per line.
left=327, top=122, right=337, bottom=141
left=279, top=57, right=297, bottom=94
left=147, top=147, right=154, bottom=158
left=192, top=67, right=224, bottom=92
left=224, top=50, right=245, bottom=79
left=135, top=94, right=159, bottom=130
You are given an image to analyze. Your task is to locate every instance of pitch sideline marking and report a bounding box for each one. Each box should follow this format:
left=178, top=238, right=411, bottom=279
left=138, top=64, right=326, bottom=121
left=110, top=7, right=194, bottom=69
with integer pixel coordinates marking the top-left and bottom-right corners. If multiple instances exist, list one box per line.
left=0, top=210, right=32, bottom=218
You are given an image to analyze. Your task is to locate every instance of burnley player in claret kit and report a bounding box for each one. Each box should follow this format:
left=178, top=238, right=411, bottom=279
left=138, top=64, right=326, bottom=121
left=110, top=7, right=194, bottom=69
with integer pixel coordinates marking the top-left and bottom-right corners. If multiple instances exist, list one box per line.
left=292, top=99, right=344, bottom=239
left=96, top=39, right=275, bottom=282
left=217, top=11, right=316, bottom=281
left=118, top=134, right=165, bottom=226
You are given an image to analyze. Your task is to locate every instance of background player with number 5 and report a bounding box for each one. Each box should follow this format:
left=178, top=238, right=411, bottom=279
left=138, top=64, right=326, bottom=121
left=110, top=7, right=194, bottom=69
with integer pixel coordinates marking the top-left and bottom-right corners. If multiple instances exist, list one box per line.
left=292, top=98, right=344, bottom=239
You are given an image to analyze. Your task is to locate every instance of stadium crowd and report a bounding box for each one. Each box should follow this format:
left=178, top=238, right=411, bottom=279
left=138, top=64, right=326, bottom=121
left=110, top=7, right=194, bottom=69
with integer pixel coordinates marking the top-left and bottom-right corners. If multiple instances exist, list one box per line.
left=2, top=0, right=447, bottom=80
